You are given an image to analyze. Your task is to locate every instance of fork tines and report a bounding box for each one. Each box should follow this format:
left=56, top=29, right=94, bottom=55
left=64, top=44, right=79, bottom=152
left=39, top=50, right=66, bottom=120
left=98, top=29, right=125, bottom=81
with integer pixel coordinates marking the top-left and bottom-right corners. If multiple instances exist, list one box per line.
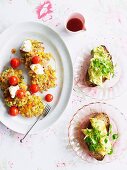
left=40, top=104, right=51, bottom=119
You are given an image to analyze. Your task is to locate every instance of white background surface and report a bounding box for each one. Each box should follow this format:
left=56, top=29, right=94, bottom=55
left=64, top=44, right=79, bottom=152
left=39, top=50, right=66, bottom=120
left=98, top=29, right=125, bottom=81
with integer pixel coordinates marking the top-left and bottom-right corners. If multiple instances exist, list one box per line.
left=0, top=0, right=127, bottom=170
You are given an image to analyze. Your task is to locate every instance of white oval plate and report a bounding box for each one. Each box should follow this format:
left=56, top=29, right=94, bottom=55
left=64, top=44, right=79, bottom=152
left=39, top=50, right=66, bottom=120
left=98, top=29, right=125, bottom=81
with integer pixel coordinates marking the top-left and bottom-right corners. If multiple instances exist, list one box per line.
left=0, top=22, right=73, bottom=134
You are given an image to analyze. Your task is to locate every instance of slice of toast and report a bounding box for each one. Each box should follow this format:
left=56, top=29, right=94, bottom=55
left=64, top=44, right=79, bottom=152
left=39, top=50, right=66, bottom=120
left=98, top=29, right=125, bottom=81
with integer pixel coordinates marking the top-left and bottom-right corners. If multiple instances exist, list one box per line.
left=85, top=112, right=110, bottom=161
left=86, top=45, right=113, bottom=87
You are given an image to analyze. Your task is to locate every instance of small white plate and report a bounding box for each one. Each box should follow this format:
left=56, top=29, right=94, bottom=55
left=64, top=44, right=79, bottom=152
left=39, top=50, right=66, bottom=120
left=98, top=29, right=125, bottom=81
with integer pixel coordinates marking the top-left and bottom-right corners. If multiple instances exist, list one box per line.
left=0, top=22, right=73, bottom=134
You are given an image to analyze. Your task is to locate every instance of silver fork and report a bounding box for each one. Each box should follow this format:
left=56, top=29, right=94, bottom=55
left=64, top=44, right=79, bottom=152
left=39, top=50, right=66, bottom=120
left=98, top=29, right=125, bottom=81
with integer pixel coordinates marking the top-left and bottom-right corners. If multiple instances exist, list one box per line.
left=20, top=104, right=51, bottom=143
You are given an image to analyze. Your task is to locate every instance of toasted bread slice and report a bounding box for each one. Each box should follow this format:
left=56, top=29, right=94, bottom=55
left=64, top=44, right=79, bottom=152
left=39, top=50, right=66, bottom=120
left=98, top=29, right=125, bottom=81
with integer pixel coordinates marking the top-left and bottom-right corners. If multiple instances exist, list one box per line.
left=86, top=71, right=97, bottom=87
left=86, top=45, right=113, bottom=87
left=85, top=112, right=110, bottom=161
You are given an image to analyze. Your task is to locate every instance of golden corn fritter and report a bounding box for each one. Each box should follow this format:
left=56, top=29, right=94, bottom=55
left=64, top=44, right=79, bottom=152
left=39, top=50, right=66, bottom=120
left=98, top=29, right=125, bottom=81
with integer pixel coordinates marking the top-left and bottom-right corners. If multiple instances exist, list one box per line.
left=0, top=67, right=45, bottom=118
left=20, top=39, right=57, bottom=92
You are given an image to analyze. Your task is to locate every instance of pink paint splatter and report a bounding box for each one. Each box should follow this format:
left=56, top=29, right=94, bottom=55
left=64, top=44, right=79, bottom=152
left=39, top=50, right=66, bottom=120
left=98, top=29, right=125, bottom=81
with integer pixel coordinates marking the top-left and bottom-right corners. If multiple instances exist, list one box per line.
left=8, top=0, right=13, bottom=4
left=36, top=1, right=53, bottom=22
left=8, top=161, right=14, bottom=169
left=56, top=160, right=76, bottom=168
left=118, top=18, right=121, bottom=24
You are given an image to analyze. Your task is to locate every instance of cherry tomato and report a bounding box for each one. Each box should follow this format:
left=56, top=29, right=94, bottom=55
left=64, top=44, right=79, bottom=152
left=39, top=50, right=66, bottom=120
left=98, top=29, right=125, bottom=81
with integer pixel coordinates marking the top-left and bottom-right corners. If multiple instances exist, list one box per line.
left=45, top=94, right=53, bottom=102
left=9, top=106, right=19, bottom=116
left=9, top=76, right=18, bottom=86
left=16, top=89, right=26, bottom=99
left=29, top=84, right=39, bottom=93
left=10, top=58, right=20, bottom=68
left=32, top=56, right=40, bottom=64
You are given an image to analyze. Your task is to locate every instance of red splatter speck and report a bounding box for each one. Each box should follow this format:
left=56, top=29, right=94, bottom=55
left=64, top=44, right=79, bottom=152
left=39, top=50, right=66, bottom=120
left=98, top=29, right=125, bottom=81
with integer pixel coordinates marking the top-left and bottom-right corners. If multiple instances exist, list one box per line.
left=118, top=18, right=121, bottom=24
left=91, top=88, right=97, bottom=95
left=36, top=1, right=53, bottom=21
left=55, top=22, right=61, bottom=27
left=110, top=87, right=113, bottom=91
left=56, top=162, right=66, bottom=168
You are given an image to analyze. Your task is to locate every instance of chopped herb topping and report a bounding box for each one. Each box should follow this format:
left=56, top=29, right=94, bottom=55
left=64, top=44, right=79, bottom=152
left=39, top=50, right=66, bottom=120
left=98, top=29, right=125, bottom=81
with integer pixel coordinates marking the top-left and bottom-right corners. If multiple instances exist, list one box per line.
left=104, top=138, right=108, bottom=143
left=108, top=148, right=113, bottom=155
left=88, top=46, right=115, bottom=86
left=112, top=134, right=119, bottom=140
left=82, top=117, right=118, bottom=156
left=84, top=128, right=102, bottom=152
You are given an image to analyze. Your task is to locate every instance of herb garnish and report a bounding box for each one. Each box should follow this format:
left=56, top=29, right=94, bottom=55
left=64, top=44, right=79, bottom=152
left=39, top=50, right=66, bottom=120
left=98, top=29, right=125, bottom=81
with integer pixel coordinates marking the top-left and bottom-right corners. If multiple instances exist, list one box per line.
left=104, top=138, right=108, bottom=143
left=82, top=120, right=118, bottom=156
left=112, top=134, right=119, bottom=140
left=108, top=148, right=113, bottom=155
left=88, top=46, right=115, bottom=86
left=84, top=128, right=103, bottom=152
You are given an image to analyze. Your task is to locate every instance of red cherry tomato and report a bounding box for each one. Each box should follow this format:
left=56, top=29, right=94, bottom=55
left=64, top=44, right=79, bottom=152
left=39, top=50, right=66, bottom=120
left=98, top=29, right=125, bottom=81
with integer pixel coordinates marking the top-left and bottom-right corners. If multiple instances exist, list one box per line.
left=9, top=106, right=19, bottom=116
left=10, top=58, right=20, bottom=68
left=45, top=94, right=53, bottom=102
left=32, top=56, right=40, bottom=64
left=16, top=89, right=26, bottom=99
left=9, top=76, right=18, bottom=86
left=29, top=84, right=39, bottom=93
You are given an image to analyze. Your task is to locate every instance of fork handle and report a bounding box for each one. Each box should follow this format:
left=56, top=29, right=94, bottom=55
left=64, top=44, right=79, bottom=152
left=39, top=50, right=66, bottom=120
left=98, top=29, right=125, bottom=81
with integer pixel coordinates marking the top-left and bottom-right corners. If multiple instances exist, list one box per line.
left=20, top=115, right=41, bottom=143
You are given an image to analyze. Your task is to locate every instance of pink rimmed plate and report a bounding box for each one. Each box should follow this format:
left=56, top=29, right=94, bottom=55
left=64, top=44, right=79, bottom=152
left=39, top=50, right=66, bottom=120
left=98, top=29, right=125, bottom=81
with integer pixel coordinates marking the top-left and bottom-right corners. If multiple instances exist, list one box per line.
left=74, top=46, right=127, bottom=100
left=68, top=102, right=127, bottom=164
